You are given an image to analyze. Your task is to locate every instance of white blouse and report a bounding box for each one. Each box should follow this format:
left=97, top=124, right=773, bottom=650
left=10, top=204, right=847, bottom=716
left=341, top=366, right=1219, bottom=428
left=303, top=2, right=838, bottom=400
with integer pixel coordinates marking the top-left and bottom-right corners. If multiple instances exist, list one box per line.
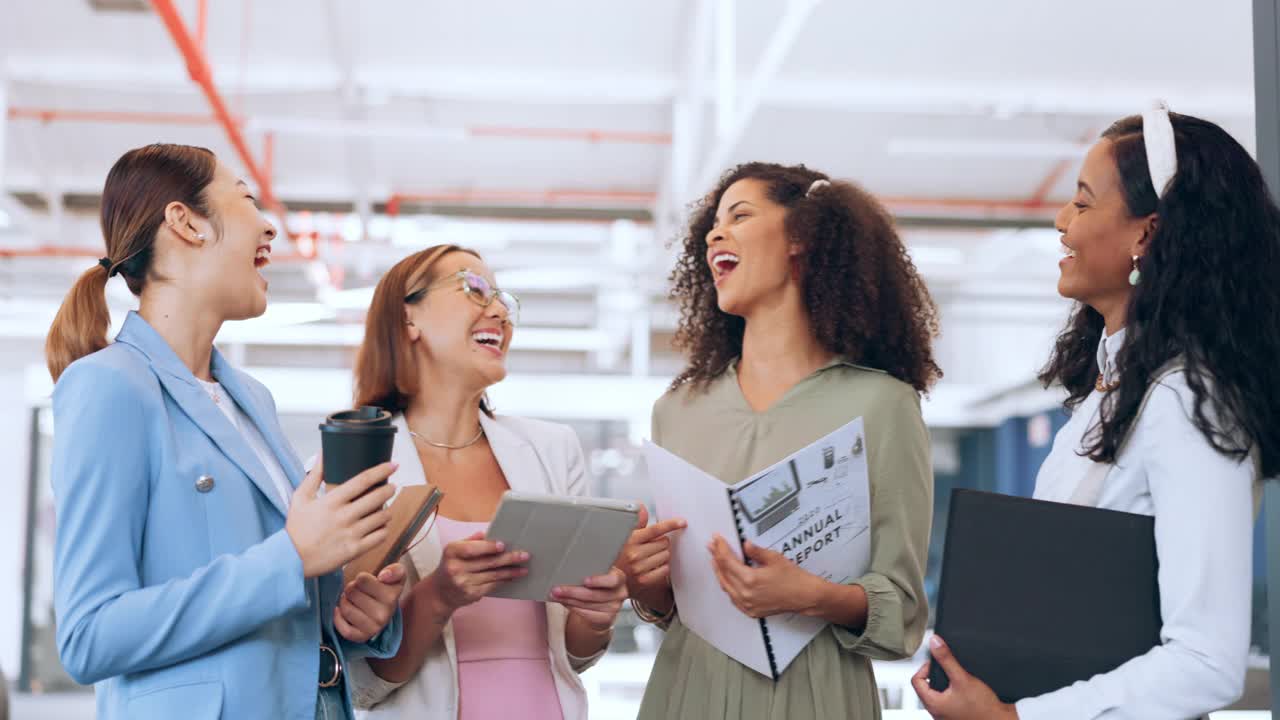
left=1016, top=329, right=1260, bottom=719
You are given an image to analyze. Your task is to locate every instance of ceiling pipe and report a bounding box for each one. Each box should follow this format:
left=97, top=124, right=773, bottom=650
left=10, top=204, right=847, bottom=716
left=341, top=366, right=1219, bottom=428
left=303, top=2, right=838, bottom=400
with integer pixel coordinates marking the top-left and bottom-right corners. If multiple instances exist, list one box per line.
left=8, top=106, right=670, bottom=146
left=0, top=245, right=313, bottom=262
left=148, top=0, right=283, bottom=215
left=7, top=107, right=234, bottom=126
left=386, top=189, right=660, bottom=216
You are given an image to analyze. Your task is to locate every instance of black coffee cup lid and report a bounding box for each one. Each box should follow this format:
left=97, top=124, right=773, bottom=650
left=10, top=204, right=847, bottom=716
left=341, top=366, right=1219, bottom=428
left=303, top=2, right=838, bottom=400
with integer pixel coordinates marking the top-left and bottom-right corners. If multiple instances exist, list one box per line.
left=320, top=406, right=397, bottom=434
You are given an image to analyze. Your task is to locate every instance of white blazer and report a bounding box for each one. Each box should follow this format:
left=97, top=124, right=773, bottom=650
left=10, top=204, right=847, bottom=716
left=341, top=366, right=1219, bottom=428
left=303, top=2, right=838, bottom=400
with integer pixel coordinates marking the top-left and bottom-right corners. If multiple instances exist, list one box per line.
left=350, top=412, right=603, bottom=720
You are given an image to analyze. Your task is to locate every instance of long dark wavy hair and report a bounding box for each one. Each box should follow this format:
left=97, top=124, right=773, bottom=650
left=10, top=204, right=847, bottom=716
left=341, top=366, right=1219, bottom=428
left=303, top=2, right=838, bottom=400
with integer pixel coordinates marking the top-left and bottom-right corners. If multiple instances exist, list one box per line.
left=668, top=162, right=941, bottom=394
left=1039, top=113, right=1280, bottom=477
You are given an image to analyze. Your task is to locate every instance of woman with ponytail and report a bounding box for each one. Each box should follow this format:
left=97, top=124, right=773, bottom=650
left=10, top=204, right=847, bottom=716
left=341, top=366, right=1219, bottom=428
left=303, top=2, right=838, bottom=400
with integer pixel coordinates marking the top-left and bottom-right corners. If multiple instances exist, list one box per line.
left=47, top=143, right=404, bottom=719
left=617, top=162, right=941, bottom=719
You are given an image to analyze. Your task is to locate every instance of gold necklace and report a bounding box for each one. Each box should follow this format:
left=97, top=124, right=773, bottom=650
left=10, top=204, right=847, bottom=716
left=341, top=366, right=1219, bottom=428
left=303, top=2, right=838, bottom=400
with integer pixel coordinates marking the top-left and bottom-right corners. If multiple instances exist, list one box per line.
left=1095, top=374, right=1121, bottom=393
left=408, top=424, right=485, bottom=450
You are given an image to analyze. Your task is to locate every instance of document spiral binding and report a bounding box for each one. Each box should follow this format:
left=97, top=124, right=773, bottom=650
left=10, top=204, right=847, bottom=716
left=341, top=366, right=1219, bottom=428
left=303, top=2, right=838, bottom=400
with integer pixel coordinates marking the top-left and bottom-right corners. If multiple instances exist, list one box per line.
left=729, top=492, right=781, bottom=680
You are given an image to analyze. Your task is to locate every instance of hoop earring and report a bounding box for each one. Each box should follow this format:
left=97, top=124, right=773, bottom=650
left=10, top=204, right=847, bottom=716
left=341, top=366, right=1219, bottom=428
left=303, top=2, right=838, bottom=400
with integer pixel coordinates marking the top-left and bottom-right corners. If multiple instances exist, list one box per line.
left=1128, top=255, right=1142, bottom=286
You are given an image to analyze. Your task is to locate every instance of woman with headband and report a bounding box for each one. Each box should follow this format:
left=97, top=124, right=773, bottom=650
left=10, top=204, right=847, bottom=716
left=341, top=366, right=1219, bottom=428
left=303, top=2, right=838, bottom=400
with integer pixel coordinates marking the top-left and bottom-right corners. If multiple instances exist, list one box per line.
left=619, top=162, right=941, bottom=719
left=45, top=144, right=405, bottom=719
left=913, top=106, right=1280, bottom=718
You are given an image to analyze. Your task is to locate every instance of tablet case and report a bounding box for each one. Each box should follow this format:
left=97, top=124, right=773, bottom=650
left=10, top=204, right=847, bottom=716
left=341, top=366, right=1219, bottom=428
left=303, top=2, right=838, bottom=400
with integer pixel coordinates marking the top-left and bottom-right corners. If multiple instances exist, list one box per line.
left=929, top=489, right=1161, bottom=701
left=485, top=491, right=640, bottom=601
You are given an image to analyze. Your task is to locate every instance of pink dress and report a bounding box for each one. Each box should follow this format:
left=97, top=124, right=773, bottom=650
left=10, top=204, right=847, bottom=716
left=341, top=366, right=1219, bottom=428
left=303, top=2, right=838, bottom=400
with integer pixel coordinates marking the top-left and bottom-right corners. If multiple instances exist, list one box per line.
left=435, top=516, right=565, bottom=720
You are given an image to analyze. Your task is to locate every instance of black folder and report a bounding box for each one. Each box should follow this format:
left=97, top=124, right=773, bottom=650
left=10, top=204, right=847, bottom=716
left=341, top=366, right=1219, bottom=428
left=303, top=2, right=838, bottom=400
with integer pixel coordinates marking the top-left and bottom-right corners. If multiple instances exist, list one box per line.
left=928, top=489, right=1162, bottom=701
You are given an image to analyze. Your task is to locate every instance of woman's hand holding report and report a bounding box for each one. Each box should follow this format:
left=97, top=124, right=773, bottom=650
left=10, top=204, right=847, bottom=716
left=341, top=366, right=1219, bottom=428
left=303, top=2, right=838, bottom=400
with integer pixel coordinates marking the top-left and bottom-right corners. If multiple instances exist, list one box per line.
left=617, top=504, right=687, bottom=611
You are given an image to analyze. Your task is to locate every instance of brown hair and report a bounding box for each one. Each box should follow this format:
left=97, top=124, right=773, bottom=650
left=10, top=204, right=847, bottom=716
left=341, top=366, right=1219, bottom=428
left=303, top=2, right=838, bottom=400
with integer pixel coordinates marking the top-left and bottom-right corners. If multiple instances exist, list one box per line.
left=669, top=162, right=942, bottom=393
left=353, top=244, right=493, bottom=415
left=44, top=144, right=217, bottom=381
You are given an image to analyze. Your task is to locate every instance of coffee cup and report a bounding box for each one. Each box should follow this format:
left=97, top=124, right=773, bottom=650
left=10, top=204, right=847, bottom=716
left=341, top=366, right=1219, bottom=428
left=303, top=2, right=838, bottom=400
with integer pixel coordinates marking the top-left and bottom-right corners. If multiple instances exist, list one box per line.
left=319, top=406, right=397, bottom=486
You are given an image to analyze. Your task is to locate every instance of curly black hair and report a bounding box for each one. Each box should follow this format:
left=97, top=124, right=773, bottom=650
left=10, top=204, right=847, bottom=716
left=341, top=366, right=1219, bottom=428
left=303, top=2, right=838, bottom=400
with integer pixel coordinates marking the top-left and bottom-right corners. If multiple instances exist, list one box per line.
left=668, top=162, right=941, bottom=394
left=1039, top=113, right=1280, bottom=477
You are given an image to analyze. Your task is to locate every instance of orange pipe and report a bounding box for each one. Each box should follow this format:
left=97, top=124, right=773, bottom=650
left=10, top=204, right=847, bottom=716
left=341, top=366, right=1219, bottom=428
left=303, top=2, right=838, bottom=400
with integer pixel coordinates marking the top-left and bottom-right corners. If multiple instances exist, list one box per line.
left=386, top=189, right=658, bottom=215
left=0, top=245, right=311, bottom=262
left=468, top=125, right=672, bottom=145
left=149, top=0, right=282, bottom=215
left=195, top=0, right=208, bottom=52
left=7, top=107, right=230, bottom=126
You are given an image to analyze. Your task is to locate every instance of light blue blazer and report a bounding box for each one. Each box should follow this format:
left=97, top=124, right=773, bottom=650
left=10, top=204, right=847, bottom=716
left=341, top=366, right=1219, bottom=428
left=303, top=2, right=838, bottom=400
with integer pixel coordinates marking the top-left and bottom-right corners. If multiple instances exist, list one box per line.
left=51, top=312, right=401, bottom=720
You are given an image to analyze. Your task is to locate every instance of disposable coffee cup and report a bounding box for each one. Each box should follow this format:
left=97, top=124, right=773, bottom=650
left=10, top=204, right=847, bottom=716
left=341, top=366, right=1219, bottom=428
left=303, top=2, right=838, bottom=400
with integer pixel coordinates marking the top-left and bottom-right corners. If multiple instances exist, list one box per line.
left=319, top=406, right=398, bottom=486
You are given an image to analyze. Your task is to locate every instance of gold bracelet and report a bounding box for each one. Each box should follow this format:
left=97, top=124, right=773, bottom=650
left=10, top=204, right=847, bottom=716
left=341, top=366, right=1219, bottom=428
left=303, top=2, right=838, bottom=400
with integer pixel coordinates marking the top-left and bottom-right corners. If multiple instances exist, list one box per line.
left=630, top=597, right=676, bottom=625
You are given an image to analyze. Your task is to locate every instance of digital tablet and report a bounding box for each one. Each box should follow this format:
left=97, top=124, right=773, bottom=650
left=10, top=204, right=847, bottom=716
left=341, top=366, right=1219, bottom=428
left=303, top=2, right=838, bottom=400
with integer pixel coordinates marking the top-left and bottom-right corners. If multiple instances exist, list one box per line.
left=485, top=491, right=641, bottom=601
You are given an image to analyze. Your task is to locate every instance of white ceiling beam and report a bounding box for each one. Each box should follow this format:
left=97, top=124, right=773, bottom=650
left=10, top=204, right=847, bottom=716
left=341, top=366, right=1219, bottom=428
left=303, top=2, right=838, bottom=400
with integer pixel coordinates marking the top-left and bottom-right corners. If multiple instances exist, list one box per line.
left=654, top=0, right=714, bottom=236
left=714, top=0, right=736, bottom=138
left=694, top=0, right=823, bottom=191
left=6, top=55, right=1255, bottom=120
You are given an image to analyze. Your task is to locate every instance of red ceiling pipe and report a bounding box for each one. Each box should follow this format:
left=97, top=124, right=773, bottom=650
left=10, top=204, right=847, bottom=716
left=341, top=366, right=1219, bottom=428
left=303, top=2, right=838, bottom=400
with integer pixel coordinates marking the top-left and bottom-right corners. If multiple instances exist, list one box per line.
left=468, top=125, right=672, bottom=145
left=148, top=0, right=283, bottom=218
left=0, top=245, right=312, bottom=263
left=195, top=0, right=208, bottom=52
left=386, top=189, right=659, bottom=216
left=7, top=107, right=230, bottom=126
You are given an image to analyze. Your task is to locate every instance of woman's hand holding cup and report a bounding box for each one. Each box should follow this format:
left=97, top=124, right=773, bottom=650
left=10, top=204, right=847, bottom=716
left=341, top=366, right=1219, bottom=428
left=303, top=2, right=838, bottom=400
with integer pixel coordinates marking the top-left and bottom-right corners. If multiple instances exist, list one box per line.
left=286, top=459, right=398, bottom=579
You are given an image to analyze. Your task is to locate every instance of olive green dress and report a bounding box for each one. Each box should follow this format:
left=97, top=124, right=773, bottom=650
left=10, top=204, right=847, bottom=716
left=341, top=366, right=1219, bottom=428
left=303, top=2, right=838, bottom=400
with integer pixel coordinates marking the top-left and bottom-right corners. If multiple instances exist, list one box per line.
left=637, top=359, right=933, bottom=720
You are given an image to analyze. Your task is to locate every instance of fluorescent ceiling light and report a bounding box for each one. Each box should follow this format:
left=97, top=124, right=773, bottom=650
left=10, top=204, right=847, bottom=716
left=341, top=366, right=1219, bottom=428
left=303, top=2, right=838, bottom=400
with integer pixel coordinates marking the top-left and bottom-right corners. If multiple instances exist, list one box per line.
left=886, top=138, right=1088, bottom=159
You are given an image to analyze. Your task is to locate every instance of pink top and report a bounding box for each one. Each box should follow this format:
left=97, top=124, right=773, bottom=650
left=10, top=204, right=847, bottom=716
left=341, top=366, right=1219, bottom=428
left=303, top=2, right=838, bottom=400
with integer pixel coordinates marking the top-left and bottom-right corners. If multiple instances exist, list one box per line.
left=435, top=516, right=565, bottom=720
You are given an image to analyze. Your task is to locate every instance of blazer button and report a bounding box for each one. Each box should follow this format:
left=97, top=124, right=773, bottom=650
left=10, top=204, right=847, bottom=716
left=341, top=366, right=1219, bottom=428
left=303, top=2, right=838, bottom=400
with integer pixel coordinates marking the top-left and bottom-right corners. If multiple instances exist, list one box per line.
left=195, top=475, right=215, bottom=493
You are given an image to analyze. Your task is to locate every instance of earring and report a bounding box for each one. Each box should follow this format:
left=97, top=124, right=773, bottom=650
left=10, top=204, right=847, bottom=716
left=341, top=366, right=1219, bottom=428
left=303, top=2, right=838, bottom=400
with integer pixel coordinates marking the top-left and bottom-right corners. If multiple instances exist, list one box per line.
left=1128, top=255, right=1142, bottom=286
left=196, top=233, right=206, bottom=241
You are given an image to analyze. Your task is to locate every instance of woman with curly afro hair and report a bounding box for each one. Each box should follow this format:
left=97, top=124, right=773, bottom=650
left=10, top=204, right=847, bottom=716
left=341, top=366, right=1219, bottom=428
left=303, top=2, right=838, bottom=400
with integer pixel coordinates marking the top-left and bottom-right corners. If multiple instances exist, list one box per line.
left=913, top=107, right=1280, bottom=720
left=617, top=162, right=941, bottom=720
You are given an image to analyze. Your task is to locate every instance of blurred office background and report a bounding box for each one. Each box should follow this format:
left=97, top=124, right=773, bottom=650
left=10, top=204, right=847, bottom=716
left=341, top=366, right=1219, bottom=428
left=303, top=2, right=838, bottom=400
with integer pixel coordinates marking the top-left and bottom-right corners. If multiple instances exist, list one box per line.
left=0, top=1, right=1272, bottom=717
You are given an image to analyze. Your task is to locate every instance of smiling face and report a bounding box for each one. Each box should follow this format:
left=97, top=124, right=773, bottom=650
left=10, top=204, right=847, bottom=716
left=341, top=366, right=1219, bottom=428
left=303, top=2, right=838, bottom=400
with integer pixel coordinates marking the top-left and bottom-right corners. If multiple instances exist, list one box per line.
left=1055, top=139, right=1154, bottom=318
left=187, top=161, right=278, bottom=321
left=705, top=178, right=801, bottom=317
left=403, top=250, right=512, bottom=391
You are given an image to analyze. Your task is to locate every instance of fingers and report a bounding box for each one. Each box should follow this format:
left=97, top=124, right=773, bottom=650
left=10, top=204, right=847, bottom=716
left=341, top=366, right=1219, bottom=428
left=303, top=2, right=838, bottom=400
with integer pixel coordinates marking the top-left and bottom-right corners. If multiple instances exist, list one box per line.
left=551, top=585, right=625, bottom=604
left=635, top=517, right=687, bottom=543
left=342, top=480, right=398, bottom=520
left=708, top=535, right=753, bottom=586
left=326, top=461, right=399, bottom=503
left=927, top=635, right=969, bottom=682
left=448, top=539, right=509, bottom=560
left=462, top=550, right=529, bottom=573
left=336, top=595, right=379, bottom=636
left=468, top=566, right=528, bottom=586
left=351, top=527, right=390, bottom=558
left=581, top=568, right=626, bottom=589
left=296, top=458, right=324, bottom=499
left=630, top=548, right=671, bottom=576
left=742, top=540, right=781, bottom=565
left=633, top=565, right=670, bottom=587
left=910, top=660, right=941, bottom=706
left=351, top=507, right=392, bottom=538
left=378, top=563, right=407, bottom=585
left=349, top=571, right=403, bottom=607
left=635, top=503, right=649, bottom=529
left=333, top=605, right=368, bottom=643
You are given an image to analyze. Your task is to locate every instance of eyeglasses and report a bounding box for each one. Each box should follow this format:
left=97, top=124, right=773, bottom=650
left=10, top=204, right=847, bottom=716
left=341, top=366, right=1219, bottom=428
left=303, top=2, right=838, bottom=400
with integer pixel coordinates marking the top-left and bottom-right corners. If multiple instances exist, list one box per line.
left=406, top=269, right=521, bottom=326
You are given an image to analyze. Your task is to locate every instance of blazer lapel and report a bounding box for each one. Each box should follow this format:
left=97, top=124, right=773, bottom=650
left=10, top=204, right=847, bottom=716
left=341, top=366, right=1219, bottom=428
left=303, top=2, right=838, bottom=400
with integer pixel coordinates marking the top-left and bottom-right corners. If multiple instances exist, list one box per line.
left=114, top=313, right=287, bottom=517
left=211, top=349, right=305, bottom=491
left=480, top=413, right=548, bottom=495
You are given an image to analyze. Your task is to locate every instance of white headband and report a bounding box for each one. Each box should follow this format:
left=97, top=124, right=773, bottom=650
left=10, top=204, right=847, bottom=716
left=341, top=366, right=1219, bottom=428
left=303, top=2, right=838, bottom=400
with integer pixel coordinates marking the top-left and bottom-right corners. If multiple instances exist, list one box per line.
left=1141, top=100, right=1177, bottom=198
left=806, top=179, right=831, bottom=197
